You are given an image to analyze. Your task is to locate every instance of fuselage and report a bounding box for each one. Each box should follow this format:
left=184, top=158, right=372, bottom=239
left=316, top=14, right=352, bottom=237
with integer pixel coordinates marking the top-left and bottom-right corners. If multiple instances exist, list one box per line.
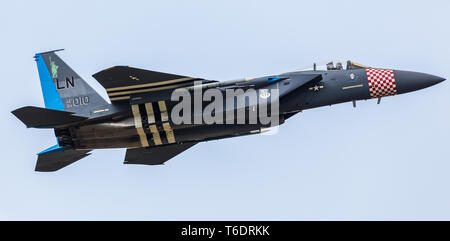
left=61, top=65, right=444, bottom=150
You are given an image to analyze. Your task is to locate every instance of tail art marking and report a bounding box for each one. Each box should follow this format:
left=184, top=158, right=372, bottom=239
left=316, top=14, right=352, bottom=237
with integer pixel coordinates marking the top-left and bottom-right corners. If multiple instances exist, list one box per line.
left=49, top=56, right=59, bottom=78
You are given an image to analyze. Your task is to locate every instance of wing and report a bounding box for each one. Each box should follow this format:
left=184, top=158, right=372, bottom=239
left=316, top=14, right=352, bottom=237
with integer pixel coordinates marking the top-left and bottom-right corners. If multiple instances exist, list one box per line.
left=124, top=142, right=197, bottom=165
left=92, top=66, right=214, bottom=102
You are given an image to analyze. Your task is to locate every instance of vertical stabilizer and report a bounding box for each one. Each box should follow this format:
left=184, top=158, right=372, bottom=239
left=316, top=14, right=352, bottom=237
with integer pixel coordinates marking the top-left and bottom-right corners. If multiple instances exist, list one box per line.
left=34, top=50, right=108, bottom=116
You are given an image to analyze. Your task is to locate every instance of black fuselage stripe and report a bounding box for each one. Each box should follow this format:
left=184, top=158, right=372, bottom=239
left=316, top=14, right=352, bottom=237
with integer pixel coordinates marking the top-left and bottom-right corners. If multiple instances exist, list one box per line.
left=152, top=102, right=168, bottom=144
left=137, top=104, right=155, bottom=146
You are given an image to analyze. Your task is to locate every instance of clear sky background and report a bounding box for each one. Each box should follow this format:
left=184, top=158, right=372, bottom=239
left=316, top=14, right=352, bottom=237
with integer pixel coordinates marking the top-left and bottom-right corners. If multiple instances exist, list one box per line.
left=1, top=0, right=449, bottom=220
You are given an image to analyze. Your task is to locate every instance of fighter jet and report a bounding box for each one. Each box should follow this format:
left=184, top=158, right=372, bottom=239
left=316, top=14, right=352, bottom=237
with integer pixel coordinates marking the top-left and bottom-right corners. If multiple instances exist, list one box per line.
left=12, top=50, right=445, bottom=171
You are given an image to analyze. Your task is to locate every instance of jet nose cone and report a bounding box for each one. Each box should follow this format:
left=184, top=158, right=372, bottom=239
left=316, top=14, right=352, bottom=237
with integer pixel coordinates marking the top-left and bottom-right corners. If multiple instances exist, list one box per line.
left=433, top=76, right=446, bottom=84
left=394, top=70, right=445, bottom=94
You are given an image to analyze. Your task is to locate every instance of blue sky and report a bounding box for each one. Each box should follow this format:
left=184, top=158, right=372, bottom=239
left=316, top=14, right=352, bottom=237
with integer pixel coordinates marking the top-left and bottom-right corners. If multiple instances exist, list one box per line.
left=1, top=0, right=449, bottom=220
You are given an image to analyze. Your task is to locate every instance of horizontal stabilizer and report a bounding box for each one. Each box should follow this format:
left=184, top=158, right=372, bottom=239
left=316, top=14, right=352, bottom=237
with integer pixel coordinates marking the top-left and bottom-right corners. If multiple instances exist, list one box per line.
left=124, top=142, right=197, bottom=166
left=36, top=147, right=91, bottom=172
left=12, top=106, right=87, bottom=128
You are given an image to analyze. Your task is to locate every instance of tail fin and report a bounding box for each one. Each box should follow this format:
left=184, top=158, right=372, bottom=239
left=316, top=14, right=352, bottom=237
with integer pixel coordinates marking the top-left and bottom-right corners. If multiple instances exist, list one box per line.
left=34, top=49, right=108, bottom=116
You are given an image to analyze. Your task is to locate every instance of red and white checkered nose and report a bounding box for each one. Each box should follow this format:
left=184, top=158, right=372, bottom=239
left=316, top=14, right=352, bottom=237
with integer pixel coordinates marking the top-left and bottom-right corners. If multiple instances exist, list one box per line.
left=366, top=69, right=397, bottom=98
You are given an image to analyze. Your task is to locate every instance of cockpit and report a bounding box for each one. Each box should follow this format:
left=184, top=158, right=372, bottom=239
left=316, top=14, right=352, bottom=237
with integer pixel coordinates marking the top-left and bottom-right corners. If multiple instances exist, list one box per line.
left=297, top=60, right=370, bottom=71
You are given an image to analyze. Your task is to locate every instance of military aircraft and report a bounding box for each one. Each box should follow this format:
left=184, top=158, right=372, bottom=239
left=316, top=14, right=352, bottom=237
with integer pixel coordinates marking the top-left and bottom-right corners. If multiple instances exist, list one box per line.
left=12, top=50, right=445, bottom=171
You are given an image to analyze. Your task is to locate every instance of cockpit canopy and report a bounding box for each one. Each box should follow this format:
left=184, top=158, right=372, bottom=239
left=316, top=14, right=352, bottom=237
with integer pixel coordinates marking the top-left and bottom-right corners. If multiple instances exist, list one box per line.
left=297, top=60, right=370, bottom=71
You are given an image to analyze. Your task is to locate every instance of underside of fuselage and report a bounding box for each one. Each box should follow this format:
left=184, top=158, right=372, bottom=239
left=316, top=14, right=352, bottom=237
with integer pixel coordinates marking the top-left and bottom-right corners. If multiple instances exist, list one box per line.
left=58, top=109, right=281, bottom=150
